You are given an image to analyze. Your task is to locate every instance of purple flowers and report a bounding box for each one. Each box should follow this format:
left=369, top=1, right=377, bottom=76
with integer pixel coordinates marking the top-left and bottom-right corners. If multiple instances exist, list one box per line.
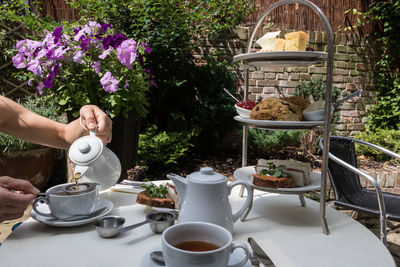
left=52, top=26, right=63, bottom=44
left=100, top=71, right=119, bottom=92
left=102, top=33, right=128, bottom=50
left=12, top=21, right=153, bottom=95
left=117, top=39, right=137, bottom=69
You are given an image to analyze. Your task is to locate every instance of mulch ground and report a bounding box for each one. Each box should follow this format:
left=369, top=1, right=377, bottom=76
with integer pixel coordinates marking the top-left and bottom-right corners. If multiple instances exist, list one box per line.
left=126, top=146, right=394, bottom=182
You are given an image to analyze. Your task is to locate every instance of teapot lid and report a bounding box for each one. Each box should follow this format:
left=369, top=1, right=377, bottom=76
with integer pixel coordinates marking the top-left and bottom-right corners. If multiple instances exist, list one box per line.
left=68, top=134, right=103, bottom=165
left=187, top=167, right=226, bottom=183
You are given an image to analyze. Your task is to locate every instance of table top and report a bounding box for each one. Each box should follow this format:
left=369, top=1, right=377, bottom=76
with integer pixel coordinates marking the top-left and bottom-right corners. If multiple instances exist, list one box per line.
left=0, top=181, right=395, bottom=267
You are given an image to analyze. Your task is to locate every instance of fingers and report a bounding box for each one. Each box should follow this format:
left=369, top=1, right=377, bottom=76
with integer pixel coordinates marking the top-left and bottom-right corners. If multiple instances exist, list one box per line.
left=0, top=176, right=40, bottom=195
left=80, top=105, right=113, bottom=144
left=0, top=187, right=35, bottom=222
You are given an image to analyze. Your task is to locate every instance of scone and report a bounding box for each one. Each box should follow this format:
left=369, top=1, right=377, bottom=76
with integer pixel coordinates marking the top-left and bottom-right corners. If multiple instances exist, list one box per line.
left=284, top=31, right=308, bottom=51
left=284, top=96, right=310, bottom=110
left=250, top=97, right=303, bottom=121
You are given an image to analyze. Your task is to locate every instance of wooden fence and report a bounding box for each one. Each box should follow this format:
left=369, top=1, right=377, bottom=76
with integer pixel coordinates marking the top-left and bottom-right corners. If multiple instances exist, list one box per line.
left=33, top=0, right=373, bottom=33
left=244, top=0, right=373, bottom=33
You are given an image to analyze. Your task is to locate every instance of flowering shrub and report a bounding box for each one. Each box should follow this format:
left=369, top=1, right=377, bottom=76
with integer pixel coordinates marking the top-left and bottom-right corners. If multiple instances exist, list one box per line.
left=13, top=21, right=153, bottom=118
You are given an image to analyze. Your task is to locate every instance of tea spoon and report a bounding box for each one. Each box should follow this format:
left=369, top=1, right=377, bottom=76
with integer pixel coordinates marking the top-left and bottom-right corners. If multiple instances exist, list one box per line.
left=223, top=88, right=240, bottom=102
left=150, top=251, right=165, bottom=264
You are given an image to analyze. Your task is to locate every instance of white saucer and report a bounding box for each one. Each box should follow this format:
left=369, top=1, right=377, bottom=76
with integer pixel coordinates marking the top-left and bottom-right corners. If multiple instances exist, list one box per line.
left=234, top=166, right=321, bottom=193
left=30, top=198, right=113, bottom=227
left=140, top=245, right=251, bottom=267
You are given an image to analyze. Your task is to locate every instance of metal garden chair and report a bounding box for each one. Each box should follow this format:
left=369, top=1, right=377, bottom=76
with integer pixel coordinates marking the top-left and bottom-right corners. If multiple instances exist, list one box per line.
left=320, top=136, right=400, bottom=245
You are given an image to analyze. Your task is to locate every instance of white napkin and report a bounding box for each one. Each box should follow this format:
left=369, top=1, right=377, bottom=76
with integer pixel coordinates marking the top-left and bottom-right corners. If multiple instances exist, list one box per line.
left=110, top=180, right=149, bottom=194
left=256, top=31, right=281, bottom=51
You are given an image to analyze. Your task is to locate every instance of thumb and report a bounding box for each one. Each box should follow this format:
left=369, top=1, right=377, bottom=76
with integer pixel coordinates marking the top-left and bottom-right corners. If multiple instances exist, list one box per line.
left=80, top=106, right=97, bottom=131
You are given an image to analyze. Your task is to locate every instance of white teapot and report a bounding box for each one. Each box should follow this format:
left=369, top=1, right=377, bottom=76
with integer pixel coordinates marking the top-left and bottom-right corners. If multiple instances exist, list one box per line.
left=68, top=131, right=121, bottom=191
left=167, top=167, right=253, bottom=233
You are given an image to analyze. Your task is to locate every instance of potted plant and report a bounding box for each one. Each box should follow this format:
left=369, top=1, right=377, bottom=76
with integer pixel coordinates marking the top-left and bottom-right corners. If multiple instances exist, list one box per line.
left=0, top=94, right=67, bottom=190
left=12, top=21, right=153, bottom=177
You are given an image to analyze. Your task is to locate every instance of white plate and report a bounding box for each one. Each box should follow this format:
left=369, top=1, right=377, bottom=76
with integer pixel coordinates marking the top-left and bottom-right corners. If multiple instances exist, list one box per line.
left=140, top=245, right=251, bottom=267
left=233, top=51, right=327, bottom=67
left=30, top=198, right=113, bottom=227
left=234, top=116, right=323, bottom=129
left=234, top=166, right=321, bottom=193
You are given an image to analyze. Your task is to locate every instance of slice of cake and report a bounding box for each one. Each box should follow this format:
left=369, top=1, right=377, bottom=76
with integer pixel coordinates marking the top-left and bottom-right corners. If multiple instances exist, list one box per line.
left=136, top=191, right=175, bottom=209
left=136, top=182, right=176, bottom=209
left=252, top=163, right=295, bottom=189
left=252, top=173, right=294, bottom=188
left=275, top=38, right=286, bottom=51
left=284, top=31, right=308, bottom=51
left=258, top=159, right=311, bottom=186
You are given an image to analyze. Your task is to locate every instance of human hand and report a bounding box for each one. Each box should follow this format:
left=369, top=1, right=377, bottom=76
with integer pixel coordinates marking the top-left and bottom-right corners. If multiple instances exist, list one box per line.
left=79, top=105, right=112, bottom=144
left=0, top=177, right=40, bottom=222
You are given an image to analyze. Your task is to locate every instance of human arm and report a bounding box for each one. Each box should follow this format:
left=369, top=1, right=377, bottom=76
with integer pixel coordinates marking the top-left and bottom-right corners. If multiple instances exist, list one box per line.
left=0, top=96, right=112, bottom=150
left=0, top=176, right=40, bottom=222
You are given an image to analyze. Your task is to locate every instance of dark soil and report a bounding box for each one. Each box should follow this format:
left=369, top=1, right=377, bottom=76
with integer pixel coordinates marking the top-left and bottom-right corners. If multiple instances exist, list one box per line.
left=126, top=146, right=323, bottom=182
left=126, top=146, right=397, bottom=182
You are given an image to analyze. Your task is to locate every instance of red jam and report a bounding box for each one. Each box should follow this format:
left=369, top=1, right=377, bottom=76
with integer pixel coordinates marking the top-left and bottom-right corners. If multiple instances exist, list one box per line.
left=237, top=101, right=256, bottom=110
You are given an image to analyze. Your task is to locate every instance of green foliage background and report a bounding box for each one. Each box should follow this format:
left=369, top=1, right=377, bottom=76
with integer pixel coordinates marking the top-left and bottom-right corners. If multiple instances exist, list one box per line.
left=70, top=0, right=253, bottom=155
left=354, top=1, right=400, bottom=131
left=137, top=125, right=195, bottom=171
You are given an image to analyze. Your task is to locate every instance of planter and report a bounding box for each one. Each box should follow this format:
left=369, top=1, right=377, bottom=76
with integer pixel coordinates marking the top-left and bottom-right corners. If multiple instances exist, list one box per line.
left=107, top=111, right=141, bottom=180
left=0, top=147, right=56, bottom=190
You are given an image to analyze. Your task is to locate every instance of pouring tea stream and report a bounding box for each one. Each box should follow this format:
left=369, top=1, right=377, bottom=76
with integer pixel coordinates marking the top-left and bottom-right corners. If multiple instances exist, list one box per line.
left=69, top=130, right=121, bottom=191
left=167, top=167, right=253, bottom=233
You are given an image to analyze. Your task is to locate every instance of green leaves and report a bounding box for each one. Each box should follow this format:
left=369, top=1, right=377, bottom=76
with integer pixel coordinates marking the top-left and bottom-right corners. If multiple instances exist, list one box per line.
left=248, top=129, right=305, bottom=157
left=355, top=128, right=400, bottom=161
left=137, top=125, right=195, bottom=170
left=294, top=77, right=340, bottom=104
left=351, top=1, right=400, bottom=131
left=259, top=163, right=288, bottom=178
left=141, top=180, right=170, bottom=198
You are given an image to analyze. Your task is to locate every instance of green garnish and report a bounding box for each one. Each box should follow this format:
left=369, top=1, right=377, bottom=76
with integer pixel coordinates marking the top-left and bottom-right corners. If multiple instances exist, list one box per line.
left=141, top=179, right=169, bottom=198
left=259, top=162, right=288, bottom=178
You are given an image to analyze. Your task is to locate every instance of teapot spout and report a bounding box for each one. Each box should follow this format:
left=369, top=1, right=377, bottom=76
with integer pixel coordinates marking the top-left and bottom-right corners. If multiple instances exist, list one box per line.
left=166, top=173, right=187, bottom=207
left=73, top=165, right=90, bottom=179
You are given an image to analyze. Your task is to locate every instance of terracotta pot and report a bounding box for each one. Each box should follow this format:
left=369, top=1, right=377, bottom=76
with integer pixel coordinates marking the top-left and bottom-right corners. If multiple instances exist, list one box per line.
left=0, top=147, right=56, bottom=190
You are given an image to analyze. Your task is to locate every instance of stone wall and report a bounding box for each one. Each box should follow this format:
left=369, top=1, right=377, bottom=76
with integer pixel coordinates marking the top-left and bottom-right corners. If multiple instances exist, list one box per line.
left=362, top=166, right=400, bottom=195
left=213, top=27, right=377, bottom=136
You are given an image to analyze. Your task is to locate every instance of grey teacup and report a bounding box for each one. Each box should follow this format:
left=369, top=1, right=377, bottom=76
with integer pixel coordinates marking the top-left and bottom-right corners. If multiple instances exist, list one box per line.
left=32, top=182, right=98, bottom=219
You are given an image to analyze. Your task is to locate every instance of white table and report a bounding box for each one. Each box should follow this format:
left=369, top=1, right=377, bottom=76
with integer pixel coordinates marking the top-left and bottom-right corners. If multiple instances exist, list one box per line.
left=0, top=182, right=395, bottom=267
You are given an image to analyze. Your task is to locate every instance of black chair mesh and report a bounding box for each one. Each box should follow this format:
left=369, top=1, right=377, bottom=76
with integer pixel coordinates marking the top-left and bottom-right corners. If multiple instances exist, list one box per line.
left=328, top=136, right=400, bottom=221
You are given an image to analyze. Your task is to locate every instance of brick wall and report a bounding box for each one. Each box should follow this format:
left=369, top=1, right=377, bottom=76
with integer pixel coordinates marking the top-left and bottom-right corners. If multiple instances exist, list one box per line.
left=220, top=27, right=376, bottom=136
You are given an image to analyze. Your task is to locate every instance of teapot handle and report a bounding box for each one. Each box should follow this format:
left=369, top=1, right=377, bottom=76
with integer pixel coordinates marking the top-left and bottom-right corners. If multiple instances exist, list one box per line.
left=228, top=181, right=253, bottom=222
left=89, top=126, right=98, bottom=137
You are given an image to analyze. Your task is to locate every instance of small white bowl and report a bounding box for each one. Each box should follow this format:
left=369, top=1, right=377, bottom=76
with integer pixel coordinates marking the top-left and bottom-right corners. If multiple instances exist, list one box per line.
left=302, top=110, right=325, bottom=121
left=235, top=105, right=251, bottom=118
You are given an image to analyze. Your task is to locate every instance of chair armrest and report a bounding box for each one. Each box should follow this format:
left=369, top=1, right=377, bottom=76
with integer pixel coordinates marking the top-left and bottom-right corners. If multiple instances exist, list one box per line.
left=352, top=139, right=400, bottom=160
left=327, top=152, right=383, bottom=192
left=327, top=152, right=387, bottom=221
